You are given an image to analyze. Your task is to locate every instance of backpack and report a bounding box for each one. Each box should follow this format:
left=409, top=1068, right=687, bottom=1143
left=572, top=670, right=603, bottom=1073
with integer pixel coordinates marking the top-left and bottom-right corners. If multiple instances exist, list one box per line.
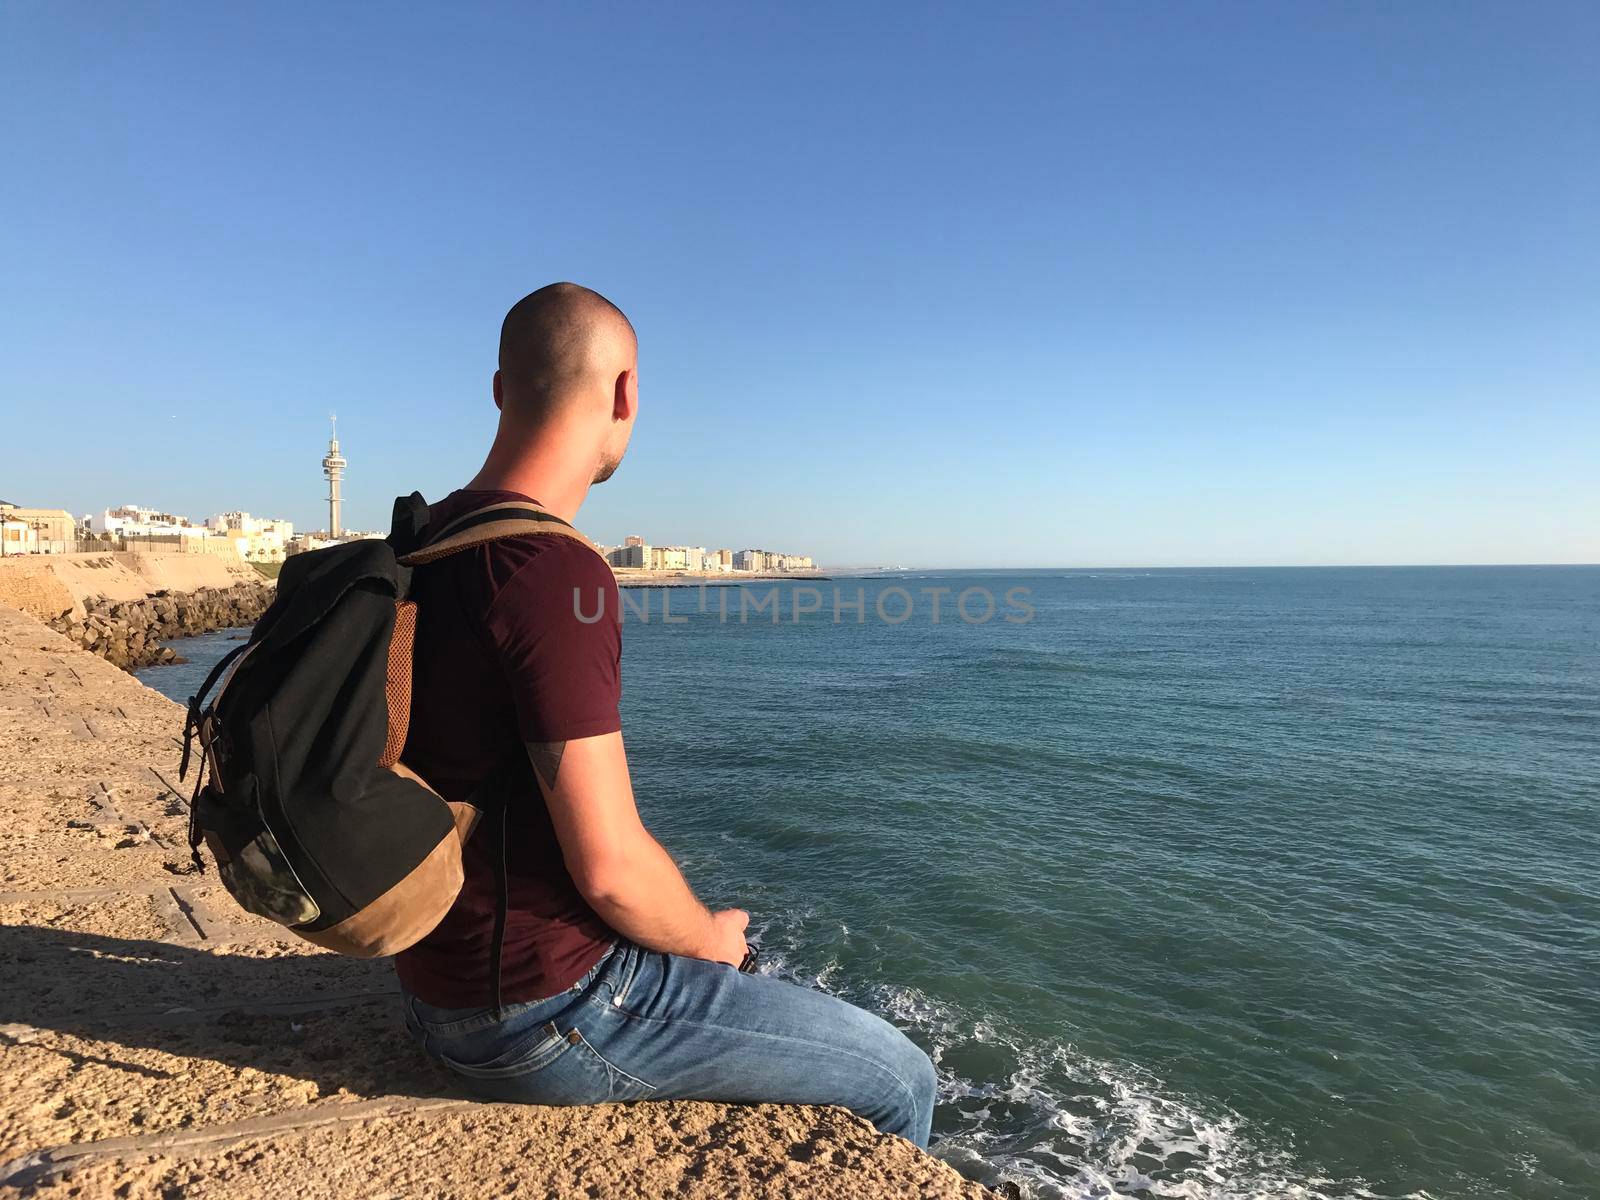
left=179, top=492, right=602, bottom=1009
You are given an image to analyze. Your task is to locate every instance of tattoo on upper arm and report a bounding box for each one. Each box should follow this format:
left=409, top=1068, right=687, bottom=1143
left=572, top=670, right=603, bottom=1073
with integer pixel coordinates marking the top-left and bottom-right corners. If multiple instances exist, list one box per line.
left=526, top=741, right=567, bottom=793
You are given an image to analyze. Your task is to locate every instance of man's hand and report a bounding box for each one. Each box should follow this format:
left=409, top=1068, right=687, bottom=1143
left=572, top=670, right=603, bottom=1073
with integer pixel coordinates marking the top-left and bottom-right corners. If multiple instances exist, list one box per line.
left=700, top=908, right=750, bottom=968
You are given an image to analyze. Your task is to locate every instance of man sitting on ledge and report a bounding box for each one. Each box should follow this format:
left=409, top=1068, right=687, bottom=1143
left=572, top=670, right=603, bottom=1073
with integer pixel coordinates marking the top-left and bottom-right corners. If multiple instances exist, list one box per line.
left=396, top=283, right=938, bottom=1147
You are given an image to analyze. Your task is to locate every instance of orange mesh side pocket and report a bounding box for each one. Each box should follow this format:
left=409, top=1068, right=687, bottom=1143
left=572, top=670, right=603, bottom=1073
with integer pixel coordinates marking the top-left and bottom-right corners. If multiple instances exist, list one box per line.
left=379, top=600, right=417, bottom=768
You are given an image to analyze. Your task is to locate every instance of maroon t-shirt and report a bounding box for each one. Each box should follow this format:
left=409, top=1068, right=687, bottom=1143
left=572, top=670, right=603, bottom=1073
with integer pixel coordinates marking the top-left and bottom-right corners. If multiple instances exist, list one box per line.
left=394, top=489, right=620, bottom=1007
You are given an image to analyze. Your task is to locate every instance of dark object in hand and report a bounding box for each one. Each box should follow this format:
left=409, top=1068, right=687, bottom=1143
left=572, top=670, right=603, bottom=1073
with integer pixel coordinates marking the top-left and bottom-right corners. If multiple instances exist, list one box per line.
left=738, top=944, right=760, bottom=974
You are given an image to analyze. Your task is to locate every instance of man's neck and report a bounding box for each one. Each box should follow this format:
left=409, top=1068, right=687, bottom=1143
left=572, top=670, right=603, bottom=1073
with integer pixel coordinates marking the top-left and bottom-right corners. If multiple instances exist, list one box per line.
left=465, top=444, right=590, bottom=525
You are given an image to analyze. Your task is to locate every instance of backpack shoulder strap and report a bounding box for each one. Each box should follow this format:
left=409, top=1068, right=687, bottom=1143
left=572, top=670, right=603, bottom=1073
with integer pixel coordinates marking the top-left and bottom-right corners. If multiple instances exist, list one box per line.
left=397, top=500, right=602, bottom=567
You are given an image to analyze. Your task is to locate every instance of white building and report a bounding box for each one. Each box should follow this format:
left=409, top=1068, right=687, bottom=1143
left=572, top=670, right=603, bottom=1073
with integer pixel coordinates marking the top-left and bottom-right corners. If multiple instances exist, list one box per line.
left=652, top=546, right=690, bottom=571
left=90, top=505, right=198, bottom=536
left=0, top=514, right=38, bottom=555
left=285, top=529, right=385, bottom=556
left=205, top=512, right=295, bottom=562
left=287, top=534, right=334, bottom=556
left=730, top=549, right=813, bottom=572
left=0, top=505, right=74, bottom=555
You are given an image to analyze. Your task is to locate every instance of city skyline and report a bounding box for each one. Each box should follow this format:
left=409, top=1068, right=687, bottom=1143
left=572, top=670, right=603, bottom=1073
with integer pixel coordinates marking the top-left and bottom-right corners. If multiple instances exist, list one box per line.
left=24, top=484, right=819, bottom=571
left=15, top=418, right=816, bottom=559
left=2, top=6, right=1595, bottom=567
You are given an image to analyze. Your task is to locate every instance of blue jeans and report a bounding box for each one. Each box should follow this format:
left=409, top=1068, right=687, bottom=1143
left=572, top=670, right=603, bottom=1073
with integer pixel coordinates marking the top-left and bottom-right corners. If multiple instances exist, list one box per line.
left=400, top=941, right=937, bottom=1147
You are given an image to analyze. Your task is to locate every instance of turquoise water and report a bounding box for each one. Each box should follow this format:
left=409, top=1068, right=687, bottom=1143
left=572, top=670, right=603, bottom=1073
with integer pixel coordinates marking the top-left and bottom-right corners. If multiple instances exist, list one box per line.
left=140, top=567, right=1600, bottom=1199
left=137, top=628, right=254, bottom=703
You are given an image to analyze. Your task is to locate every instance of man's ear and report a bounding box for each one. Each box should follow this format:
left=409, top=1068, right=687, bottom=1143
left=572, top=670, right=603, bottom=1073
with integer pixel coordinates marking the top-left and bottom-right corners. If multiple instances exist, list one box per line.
left=614, top=368, right=636, bottom=422
left=492, top=370, right=505, bottom=412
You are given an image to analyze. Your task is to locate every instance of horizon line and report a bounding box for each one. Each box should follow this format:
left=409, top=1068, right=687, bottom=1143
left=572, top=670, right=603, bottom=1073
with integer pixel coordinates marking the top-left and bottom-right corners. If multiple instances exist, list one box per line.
left=821, top=561, right=1600, bottom=572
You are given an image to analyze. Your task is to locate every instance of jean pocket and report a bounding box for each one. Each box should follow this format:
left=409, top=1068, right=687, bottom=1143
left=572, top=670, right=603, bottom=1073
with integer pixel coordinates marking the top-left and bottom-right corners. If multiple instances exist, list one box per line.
left=440, top=1021, right=570, bottom=1079
left=440, top=1021, right=656, bottom=1105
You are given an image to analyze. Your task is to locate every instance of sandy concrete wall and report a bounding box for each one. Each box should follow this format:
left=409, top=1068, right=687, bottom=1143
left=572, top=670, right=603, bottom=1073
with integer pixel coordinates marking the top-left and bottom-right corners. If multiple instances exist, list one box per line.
left=0, top=555, right=145, bottom=619
left=0, top=552, right=261, bottom=621
left=0, top=559, right=80, bottom=620
left=121, top=551, right=261, bottom=592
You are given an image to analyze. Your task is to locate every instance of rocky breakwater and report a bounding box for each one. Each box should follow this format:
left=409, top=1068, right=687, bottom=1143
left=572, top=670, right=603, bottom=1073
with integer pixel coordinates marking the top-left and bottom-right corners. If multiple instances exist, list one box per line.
left=41, top=581, right=274, bottom=670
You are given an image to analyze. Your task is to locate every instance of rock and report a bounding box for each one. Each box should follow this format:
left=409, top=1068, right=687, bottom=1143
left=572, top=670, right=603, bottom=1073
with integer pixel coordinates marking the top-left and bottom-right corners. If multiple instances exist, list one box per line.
left=47, top=582, right=273, bottom=674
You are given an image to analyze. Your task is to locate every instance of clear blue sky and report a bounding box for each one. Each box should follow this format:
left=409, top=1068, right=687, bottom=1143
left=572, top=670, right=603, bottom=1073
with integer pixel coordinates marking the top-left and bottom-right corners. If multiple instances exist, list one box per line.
left=2, top=3, right=1595, bottom=566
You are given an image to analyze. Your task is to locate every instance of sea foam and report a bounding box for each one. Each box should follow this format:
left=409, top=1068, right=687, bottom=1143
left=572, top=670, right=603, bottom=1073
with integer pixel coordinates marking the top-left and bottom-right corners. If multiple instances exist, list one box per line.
left=751, top=918, right=1422, bottom=1200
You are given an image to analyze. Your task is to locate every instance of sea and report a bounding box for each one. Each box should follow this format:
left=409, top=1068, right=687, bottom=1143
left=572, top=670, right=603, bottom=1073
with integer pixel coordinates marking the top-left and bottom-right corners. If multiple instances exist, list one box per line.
left=137, top=566, right=1600, bottom=1200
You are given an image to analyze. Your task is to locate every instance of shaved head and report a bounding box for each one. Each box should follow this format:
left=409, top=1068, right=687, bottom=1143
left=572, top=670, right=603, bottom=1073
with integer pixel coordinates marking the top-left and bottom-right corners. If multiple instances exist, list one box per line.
left=484, top=282, right=640, bottom=490
left=497, top=282, right=637, bottom=422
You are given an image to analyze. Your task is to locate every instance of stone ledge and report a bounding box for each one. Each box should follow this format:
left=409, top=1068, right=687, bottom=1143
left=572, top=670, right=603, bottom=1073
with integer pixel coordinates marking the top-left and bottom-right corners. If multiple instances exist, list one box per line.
left=5, top=1101, right=983, bottom=1200
left=0, top=603, right=992, bottom=1199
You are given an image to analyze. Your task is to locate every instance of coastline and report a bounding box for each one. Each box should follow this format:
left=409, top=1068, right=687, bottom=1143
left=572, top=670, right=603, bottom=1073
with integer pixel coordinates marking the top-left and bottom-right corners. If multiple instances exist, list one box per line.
left=612, top=569, right=831, bottom=587
left=0, top=601, right=991, bottom=1198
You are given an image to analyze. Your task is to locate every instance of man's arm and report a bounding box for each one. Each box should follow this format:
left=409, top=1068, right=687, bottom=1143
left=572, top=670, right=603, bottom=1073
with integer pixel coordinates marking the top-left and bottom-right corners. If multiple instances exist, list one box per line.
left=530, top=731, right=748, bottom=967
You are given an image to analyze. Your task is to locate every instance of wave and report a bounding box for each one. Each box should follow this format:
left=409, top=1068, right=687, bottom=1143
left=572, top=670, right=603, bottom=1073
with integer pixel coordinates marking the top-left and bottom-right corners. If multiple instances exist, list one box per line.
left=748, top=920, right=1421, bottom=1200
